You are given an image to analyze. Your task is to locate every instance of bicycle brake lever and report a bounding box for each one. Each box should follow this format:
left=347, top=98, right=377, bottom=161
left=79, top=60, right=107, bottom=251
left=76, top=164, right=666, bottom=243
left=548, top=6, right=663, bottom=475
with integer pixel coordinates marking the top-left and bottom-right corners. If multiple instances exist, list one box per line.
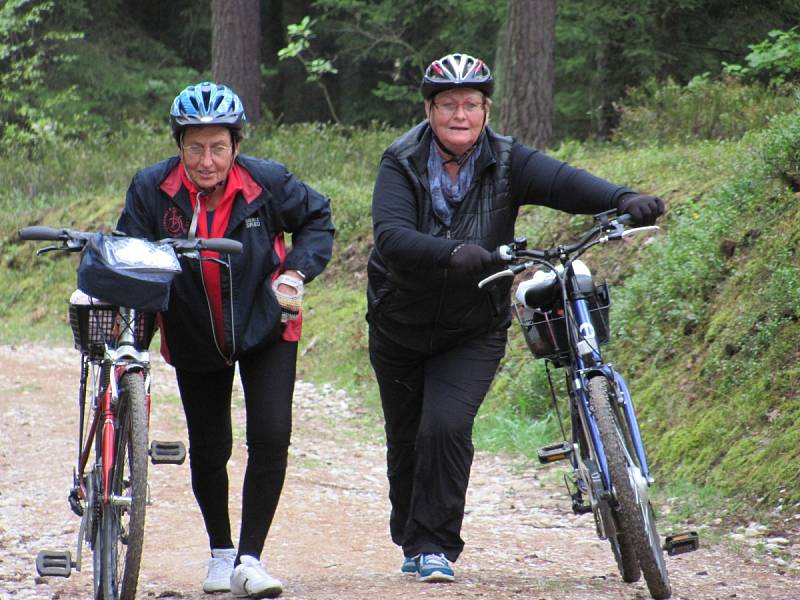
left=36, top=245, right=62, bottom=255
left=200, top=256, right=229, bottom=266
left=605, top=219, right=628, bottom=241
left=621, top=225, right=660, bottom=238
left=477, top=263, right=529, bottom=289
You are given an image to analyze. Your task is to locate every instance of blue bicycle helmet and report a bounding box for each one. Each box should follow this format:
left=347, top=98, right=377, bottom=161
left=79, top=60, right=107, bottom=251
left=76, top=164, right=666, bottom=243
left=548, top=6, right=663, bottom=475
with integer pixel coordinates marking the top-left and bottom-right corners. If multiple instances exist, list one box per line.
left=421, top=53, right=494, bottom=99
left=170, top=82, right=246, bottom=141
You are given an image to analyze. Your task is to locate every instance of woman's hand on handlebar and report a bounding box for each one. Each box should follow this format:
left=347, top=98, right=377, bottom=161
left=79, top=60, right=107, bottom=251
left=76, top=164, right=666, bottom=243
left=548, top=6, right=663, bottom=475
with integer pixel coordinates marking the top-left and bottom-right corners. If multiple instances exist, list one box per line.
left=448, top=243, right=495, bottom=274
left=616, top=194, right=664, bottom=226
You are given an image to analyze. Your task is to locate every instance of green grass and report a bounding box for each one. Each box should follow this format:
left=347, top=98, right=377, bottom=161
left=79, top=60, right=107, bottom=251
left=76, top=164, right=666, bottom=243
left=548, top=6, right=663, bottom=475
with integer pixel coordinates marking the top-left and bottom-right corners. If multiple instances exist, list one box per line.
left=3, top=101, right=800, bottom=528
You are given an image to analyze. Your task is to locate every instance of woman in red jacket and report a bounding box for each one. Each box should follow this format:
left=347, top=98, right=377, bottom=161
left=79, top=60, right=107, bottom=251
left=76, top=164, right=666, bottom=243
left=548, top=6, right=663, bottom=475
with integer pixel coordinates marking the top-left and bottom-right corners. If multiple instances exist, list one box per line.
left=117, top=82, right=334, bottom=598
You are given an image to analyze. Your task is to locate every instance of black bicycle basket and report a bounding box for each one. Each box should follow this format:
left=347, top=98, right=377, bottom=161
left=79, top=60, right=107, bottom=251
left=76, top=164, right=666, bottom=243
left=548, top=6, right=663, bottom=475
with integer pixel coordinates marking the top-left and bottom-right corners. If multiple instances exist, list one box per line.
left=68, top=302, right=157, bottom=357
left=513, top=280, right=611, bottom=362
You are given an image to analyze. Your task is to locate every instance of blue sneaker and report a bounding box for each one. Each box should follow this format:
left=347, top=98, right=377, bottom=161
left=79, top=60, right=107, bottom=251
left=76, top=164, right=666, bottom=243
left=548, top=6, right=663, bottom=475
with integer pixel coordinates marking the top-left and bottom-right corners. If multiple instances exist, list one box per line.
left=400, top=554, right=419, bottom=575
left=416, top=553, right=454, bottom=583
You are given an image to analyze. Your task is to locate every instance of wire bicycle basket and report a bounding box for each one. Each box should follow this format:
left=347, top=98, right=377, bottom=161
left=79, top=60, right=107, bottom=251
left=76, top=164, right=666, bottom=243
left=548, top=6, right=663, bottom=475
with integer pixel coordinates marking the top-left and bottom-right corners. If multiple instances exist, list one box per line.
left=513, top=280, right=611, bottom=363
left=68, top=303, right=157, bottom=357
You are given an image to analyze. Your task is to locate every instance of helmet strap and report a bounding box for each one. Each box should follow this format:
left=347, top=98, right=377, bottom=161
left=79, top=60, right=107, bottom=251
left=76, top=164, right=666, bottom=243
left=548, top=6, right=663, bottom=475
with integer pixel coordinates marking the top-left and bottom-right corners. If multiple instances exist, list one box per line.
left=433, top=134, right=477, bottom=167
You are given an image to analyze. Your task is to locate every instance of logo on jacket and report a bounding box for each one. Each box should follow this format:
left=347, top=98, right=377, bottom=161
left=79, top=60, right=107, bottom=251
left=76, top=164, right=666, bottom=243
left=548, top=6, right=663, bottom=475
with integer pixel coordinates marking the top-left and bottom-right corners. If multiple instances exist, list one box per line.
left=163, top=207, right=188, bottom=237
left=245, top=217, right=261, bottom=229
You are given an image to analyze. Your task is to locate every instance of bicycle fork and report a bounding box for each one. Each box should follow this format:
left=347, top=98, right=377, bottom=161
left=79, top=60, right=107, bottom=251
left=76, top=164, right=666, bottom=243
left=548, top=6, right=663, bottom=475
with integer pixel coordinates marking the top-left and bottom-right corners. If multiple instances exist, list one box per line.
left=100, top=383, right=115, bottom=505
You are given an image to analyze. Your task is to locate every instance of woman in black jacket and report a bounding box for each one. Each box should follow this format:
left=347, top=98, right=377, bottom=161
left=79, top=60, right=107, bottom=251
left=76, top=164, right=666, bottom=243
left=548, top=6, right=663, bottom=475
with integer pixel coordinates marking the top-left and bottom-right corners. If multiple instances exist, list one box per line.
left=366, top=53, right=663, bottom=583
left=117, top=82, right=334, bottom=598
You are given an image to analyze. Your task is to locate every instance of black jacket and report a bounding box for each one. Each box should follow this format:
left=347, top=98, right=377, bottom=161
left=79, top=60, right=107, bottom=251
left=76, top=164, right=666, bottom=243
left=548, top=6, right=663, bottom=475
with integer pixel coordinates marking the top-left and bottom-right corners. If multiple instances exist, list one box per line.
left=117, top=154, right=334, bottom=371
left=367, top=121, right=630, bottom=354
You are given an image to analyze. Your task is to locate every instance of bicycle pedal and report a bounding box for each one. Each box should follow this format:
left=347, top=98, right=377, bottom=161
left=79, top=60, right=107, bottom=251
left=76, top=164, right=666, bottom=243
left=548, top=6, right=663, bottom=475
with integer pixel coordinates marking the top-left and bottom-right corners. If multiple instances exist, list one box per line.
left=149, top=440, right=186, bottom=465
left=538, top=441, right=573, bottom=464
left=664, top=531, right=700, bottom=555
left=36, top=550, right=73, bottom=577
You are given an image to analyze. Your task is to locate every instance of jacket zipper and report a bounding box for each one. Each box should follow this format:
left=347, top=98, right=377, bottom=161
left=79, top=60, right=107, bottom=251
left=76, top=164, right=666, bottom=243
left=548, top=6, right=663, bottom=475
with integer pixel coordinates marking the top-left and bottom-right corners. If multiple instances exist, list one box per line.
left=198, top=259, right=234, bottom=365
left=430, top=228, right=452, bottom=352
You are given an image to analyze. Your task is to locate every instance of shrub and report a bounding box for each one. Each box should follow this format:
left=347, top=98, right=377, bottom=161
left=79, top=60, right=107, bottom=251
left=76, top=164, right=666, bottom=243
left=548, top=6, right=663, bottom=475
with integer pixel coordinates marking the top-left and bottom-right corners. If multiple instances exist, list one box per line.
left=724, top=27, right=800, bottom=87
left=612, top=76, right=797, bottom=146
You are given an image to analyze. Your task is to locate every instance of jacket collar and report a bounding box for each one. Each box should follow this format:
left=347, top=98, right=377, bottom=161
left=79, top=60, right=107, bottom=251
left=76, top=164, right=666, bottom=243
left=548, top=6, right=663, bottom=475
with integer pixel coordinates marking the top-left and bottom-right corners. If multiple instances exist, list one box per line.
left=159, top=157, right=262, bottom=203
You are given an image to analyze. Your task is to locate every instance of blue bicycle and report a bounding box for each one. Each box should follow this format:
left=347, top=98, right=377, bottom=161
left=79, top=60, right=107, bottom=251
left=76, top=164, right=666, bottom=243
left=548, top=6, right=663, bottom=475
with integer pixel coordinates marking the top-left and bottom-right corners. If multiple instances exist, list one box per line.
left=480, top=210, right=697, bottom=599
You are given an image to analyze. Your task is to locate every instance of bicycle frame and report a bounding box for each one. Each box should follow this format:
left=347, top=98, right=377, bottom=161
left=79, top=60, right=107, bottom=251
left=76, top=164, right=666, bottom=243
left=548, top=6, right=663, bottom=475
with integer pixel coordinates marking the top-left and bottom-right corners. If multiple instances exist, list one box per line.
left=563, top=282, right=653, bottom=491
left=73, top=306, right=151, bottom=567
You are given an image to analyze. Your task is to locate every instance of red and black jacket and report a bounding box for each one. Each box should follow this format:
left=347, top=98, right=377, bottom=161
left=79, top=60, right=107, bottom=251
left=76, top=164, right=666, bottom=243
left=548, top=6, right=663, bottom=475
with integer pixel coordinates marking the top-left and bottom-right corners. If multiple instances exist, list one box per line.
left=117, top=154, right=334, bottom=371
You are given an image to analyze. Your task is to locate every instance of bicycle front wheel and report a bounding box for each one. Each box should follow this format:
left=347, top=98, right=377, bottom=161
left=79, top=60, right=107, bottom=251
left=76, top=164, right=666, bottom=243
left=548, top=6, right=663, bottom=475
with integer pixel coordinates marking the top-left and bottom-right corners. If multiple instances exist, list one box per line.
left=102, top=371, right=149, bottom=600
left=588, top=376, right=671, bottom=599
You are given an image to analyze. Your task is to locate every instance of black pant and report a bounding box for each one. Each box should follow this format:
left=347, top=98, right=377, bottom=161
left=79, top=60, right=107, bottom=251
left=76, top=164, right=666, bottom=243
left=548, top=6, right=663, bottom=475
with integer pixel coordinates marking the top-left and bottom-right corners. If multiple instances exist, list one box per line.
left=369, top=327, right=507, bottom=562
left=175, top=340, right=297, bottom=560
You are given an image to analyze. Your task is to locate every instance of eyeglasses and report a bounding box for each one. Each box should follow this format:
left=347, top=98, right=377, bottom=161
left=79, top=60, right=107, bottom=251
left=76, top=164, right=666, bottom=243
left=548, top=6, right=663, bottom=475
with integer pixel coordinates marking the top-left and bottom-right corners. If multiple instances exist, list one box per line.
left=432, top=100, right=485, bottom=116
left=182, top=143, right=232, bottom=160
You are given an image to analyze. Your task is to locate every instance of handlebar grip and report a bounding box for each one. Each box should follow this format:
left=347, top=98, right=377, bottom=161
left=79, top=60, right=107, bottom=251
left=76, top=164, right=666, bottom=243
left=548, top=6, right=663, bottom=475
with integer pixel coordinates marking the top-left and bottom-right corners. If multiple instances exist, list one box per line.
left=200, top=238, right=243, bottom=254
left=616, top=213, right=633, bottom=225
left=18, top=226, right=68, bottom=241
left=489, top=245, right=513, bottom=264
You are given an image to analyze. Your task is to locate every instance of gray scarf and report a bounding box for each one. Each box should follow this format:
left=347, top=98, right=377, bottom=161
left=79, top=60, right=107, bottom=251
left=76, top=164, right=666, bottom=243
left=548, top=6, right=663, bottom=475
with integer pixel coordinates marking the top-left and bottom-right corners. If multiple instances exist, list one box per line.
left=427, top=138, right=481, bottom=227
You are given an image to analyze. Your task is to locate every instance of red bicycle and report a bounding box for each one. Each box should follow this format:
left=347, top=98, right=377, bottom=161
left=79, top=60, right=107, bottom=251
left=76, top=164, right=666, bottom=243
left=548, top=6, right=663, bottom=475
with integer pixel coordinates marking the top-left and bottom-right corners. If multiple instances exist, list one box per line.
left=19, top=226, right=241, bottom=600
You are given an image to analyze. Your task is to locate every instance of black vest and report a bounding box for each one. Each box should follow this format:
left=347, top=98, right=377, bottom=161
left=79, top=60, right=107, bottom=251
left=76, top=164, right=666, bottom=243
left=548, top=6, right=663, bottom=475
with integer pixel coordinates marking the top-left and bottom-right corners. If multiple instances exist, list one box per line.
left=367, top=122, right=516, bottom=353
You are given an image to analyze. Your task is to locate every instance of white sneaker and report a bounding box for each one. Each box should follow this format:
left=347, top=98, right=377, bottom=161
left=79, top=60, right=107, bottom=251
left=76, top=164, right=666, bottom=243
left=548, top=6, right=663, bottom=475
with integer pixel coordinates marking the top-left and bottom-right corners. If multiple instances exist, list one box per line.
left=230, top=555, right=283, bottom=598
left=203, top=547, right=236, bottom=593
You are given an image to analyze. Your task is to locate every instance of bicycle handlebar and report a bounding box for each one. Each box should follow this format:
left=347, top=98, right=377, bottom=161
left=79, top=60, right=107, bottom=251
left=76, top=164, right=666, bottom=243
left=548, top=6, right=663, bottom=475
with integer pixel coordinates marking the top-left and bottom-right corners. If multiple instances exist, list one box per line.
left=162, top=237, right=243, bottom=255
left=19, top=226, right=84, bottom=242
left=18, top=226, right=243, bottom=255
left=477, top=212, right=658, bottom=289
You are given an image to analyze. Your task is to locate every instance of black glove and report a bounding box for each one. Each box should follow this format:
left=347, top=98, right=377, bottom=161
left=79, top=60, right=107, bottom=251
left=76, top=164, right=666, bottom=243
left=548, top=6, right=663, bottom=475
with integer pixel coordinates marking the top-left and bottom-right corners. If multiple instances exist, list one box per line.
left=448, top=243, right=493, bottom=274
left=617, top=194, right=665, bottom=226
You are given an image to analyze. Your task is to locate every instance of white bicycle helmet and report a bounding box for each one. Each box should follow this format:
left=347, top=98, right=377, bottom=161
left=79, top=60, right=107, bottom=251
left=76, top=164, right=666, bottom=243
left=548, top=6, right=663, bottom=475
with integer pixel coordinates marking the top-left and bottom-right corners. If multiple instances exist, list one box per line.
left=421, top=53, right=494, bottom=99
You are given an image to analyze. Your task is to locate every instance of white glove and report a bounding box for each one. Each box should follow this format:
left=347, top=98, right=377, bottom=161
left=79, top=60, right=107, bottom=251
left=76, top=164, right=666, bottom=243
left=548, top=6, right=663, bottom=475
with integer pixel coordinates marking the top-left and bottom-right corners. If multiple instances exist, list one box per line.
left=272, top=273, right=305, bottom=322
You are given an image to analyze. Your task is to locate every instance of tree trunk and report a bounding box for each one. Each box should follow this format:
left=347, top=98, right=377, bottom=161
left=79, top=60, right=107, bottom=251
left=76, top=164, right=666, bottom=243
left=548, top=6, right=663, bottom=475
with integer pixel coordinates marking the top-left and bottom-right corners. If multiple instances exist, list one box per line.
left=211, top=0, right=261, bottom=124
left=499, top=0, right=556, bottom=148
left=261, top=0, right=285, bottom=120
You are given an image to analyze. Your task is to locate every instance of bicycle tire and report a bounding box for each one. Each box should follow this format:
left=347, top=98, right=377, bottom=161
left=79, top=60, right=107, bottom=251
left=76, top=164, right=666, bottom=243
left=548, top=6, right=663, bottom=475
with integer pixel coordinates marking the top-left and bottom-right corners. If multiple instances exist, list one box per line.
left=589, top=376, right=671, bottom=599
left=604, top=502, right=641, bottom=583
left=101, top=371, right=149, bottom=600
left=571, top=380, right=639, bottom=583
left=89, top=469, right=103, bottom=599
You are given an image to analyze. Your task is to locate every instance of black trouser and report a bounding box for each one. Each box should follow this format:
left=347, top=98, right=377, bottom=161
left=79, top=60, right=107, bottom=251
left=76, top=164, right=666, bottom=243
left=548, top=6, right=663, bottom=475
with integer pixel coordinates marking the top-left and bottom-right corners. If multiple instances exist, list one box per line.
left=175, top=340, right=296, bottom=560
left=369, top=327, right=507, bottom=562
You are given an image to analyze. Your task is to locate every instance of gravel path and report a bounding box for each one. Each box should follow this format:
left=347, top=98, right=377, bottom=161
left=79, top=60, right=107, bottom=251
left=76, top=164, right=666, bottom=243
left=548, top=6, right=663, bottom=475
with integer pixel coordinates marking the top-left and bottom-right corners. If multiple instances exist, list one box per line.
left=1, top=343, right=799, bottom=599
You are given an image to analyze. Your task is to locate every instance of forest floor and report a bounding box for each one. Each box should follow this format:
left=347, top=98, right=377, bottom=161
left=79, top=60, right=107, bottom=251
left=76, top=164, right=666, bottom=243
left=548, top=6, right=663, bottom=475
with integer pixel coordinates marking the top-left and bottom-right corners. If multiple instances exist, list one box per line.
left=1, top=343, right=799, bottom=600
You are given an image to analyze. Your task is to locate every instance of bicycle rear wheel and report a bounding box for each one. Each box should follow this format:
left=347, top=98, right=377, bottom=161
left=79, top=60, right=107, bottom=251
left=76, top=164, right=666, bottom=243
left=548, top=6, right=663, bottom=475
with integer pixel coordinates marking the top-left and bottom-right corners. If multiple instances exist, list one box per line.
left=101, top=371, right=149, bottom=600
left=588, top=376, right=671, bottom=599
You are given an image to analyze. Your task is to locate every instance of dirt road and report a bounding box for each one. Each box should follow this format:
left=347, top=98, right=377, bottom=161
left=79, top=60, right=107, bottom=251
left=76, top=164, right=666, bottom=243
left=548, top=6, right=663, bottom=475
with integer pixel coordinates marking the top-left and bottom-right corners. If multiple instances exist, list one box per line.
left=1, top=343, right=799, bottom=599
